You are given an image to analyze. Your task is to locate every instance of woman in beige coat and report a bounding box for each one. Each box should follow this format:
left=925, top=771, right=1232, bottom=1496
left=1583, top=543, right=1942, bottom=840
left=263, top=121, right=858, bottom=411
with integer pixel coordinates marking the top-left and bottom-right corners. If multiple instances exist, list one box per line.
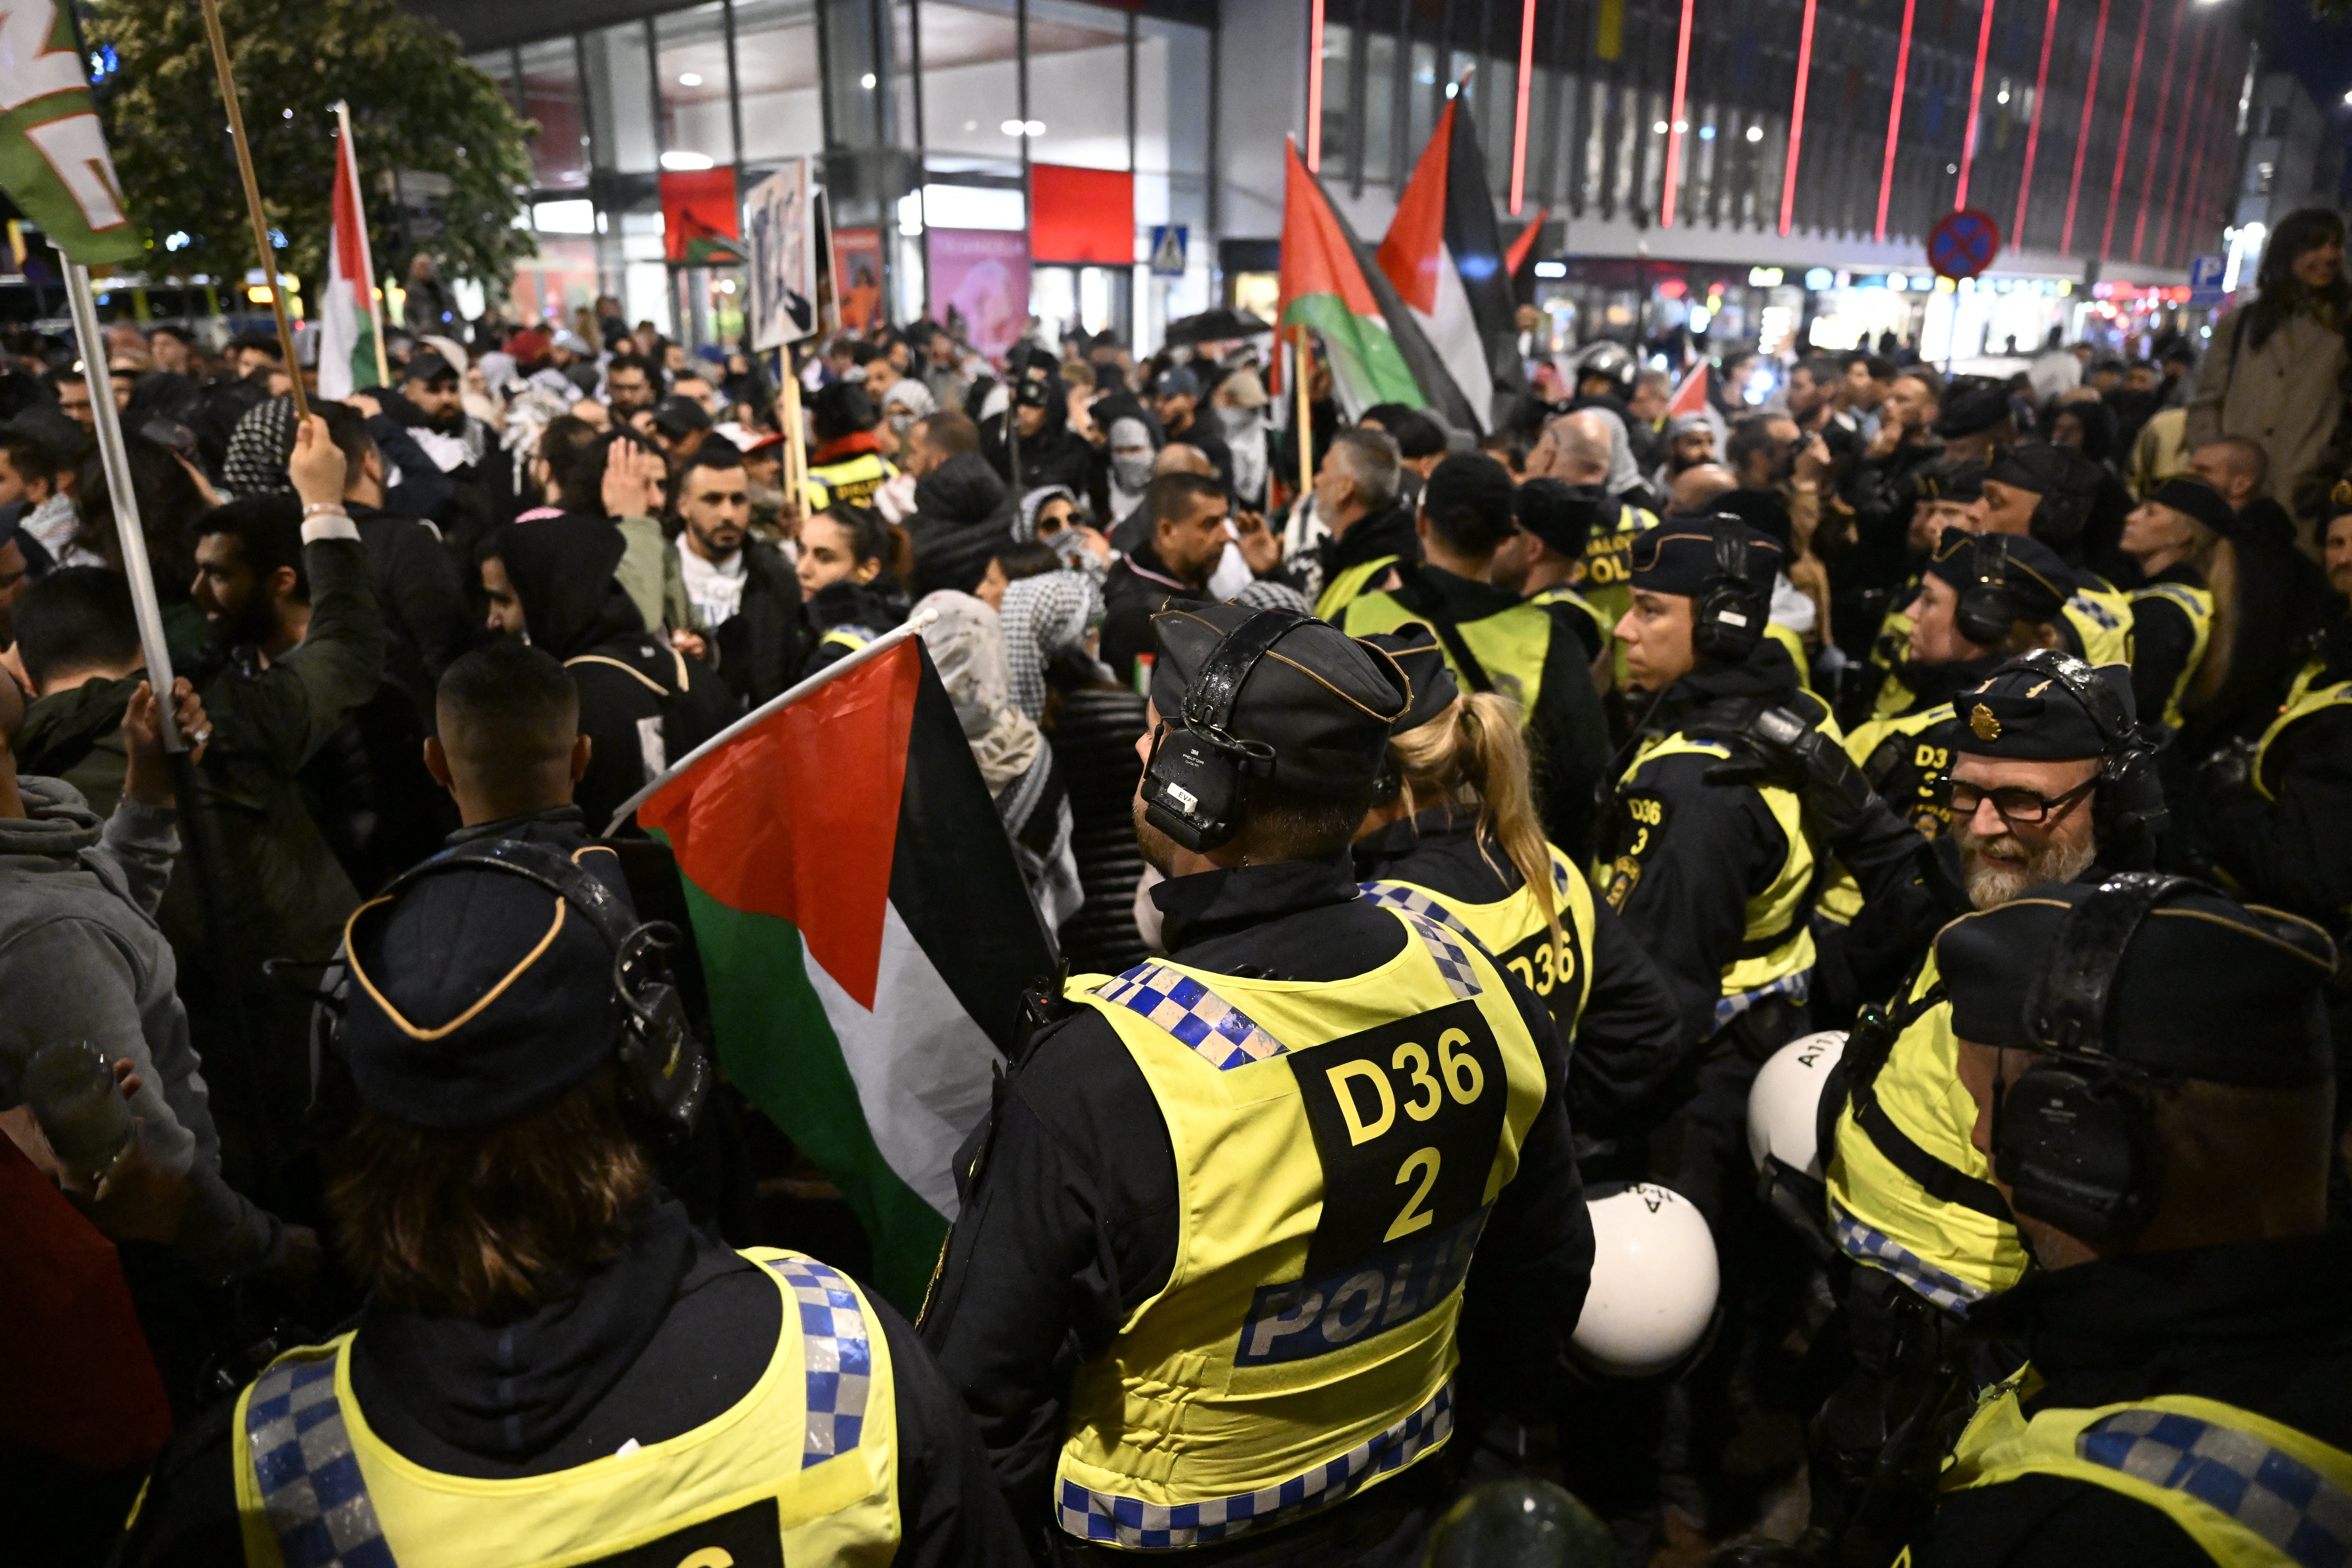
left=2186, top=207, right=2351, bottom=533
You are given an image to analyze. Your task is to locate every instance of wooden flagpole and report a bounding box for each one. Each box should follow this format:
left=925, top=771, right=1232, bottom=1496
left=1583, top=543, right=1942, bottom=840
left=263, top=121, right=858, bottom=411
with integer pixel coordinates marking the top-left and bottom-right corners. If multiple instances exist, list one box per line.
left=1295, top=324, right=1314, bottom=506
left=200, top=0, right=309, bottom=421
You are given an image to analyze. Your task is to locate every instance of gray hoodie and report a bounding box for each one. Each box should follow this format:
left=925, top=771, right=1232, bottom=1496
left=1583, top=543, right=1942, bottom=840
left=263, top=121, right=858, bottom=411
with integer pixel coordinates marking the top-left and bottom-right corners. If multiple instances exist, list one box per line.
left=0, top=775, right=280, bottom=1276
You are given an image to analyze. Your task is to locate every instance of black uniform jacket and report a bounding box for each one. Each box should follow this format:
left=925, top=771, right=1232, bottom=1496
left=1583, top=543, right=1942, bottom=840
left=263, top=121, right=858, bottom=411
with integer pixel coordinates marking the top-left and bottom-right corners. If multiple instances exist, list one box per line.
left=917, top=851, right=1593, bottom=1555
left=1908, top=1232, right=2352, bottom=1568
left=120, top=1200, right=1029, bottom=1568
left=2203, top=621, right=2352, bottom=923
left=1352, top=806, right=1687, bottom=1140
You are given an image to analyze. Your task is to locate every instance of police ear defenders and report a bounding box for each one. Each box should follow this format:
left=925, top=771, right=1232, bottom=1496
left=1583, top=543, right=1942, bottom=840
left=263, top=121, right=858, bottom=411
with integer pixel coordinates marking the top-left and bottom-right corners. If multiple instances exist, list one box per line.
left=340, top=839, right=712, bottom=1135
left=1691, top=526, right=1766, bottom=661
left=1955, top=533, right=2025, bottom=648
left=1139, top=608, right=1307, bottom=852
left=1993, top=872, right=2192, bottom=1249
left=2006, top=648, right=2169, bottom=846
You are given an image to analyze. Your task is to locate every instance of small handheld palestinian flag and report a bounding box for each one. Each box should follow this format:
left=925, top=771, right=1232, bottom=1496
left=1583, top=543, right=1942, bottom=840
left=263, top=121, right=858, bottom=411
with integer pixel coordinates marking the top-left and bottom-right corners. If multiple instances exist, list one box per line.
left=621, top=628, right=1055, bottom=1309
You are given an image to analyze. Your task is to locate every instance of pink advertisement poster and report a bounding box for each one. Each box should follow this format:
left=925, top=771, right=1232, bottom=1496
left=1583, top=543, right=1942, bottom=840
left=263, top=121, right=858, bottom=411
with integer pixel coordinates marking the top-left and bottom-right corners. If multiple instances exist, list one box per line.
left=928, top=228, right=1030, bottom=362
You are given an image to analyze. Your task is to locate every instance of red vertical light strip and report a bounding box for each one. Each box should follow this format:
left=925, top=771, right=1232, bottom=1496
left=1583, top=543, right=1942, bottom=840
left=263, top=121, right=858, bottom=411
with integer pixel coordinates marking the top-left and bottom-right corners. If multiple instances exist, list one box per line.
left=1661, top=0, right=1696, bottom=226
left=2131, top=0, right=2185, bottom=259
left=2014, top=0, right=2060, bottom=245
left=1955, top=0, right=1998, bottom=209
left=1876, top=0, right=1919, bottom=240
left=1306, top=0, right=1326, bottom=172
left=2099, top=0, right=2152, bottom=259
left=1510, top=0, right=1536, bottom=212
left=2063, top=0, right=2112, bottom=254
left=1781, top=0, right=1819, bottom=235
left=2153, top=17, right=2209, bottom=264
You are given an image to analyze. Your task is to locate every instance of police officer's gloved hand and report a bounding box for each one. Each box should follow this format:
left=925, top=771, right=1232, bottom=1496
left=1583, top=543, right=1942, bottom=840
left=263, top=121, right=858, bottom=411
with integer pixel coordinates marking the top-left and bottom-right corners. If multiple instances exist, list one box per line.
left=2195, top=736, right=2259, bottom=798
left=1704, top=705, right=1876, bottom=843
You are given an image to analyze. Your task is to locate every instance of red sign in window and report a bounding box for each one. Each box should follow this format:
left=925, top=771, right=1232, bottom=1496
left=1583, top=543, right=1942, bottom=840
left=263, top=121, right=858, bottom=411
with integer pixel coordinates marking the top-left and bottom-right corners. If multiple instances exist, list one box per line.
left=1029, top=164, right=1134, bottom=266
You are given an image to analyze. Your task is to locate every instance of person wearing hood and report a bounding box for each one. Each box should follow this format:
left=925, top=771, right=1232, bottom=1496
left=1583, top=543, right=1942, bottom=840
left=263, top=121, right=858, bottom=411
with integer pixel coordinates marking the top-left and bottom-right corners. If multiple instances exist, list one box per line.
left=1091, top=402, right=1163, bottom=527
left=795, top=504, right=909, bottom=679
left=1014, top=484, right=1111, bottom=580
left=981, top=354, right=1094, bottom=499
left=479, top=514, right=732, bottom=835
left=904, top=440, right=1009, bottom=600
left=998, top=566, right=1105, bottom=727
left=914, top=590, right=1084, bottom=932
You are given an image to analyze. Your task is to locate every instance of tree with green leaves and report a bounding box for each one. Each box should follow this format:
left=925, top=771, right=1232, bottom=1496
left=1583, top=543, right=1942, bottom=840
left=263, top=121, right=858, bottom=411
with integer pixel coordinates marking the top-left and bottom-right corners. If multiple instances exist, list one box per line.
left=91, top=0, right=533, bottom=302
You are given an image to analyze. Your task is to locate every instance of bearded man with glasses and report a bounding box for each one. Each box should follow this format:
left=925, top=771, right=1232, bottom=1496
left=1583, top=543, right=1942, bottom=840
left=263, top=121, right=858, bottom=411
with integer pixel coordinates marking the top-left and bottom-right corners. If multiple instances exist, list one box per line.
left=1792, top=651, right=2168, bottom=1563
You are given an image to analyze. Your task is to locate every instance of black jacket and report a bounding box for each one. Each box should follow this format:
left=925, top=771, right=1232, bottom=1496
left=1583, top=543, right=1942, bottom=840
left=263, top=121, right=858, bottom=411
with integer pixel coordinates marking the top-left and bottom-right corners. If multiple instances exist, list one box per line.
left=798, top=576, right=909, bottom=681
left=1369, top=560, right=1611, bottom=864
left=1098, top=535, right=1210, bottom=688
left=2180, top=507, right=2333, bottom=752
left=1312, top=496, right=1421, bottom=604
left=1832, top=436, right=1946, bottom=659
left=708, top=539, right=807, bottom=707
left=119, top=1201, right=1029, bottom=1568
left=2128, top=560, right=2207, bottom=727
left=349, top=502, right=474, bottom=722
left=918, top=853, right=1591, bottom=1560
left=2200, top=620, right=2352, bottom=921
left=1907, top=1233, right=2352, bottom=1568
left=1352, top=807, right=1686, bottom=1139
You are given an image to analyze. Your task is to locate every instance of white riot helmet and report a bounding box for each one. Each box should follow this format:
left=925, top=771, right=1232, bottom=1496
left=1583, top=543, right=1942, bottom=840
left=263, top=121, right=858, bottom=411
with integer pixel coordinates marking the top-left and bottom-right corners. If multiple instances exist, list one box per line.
left=1570, top=1182, right=1719, bottom=1378
left=1747, top=1030, right=1847, bottom=1179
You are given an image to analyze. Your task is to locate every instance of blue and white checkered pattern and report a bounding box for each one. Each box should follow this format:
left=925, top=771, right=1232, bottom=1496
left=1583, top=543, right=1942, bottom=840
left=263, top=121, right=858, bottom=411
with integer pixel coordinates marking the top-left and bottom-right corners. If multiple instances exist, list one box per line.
left=1095, top=964, right=1292, bottom=1069
left=1712, top=965, right=1812, bottom=1036
left=243, top=1353, right=397, bottom=1568
left=1056, top=1380, right=1454, bottom=1549
left=2077, top=1408, right=2352, bottom=1568
left=1358, top=881, right=1482, bottom=950
left=766, top=1257, right=873, bottom=1467
left=1830, top=1204, right=1984, bottom=1318
left=1395, top=910, right=1483, bottom=1000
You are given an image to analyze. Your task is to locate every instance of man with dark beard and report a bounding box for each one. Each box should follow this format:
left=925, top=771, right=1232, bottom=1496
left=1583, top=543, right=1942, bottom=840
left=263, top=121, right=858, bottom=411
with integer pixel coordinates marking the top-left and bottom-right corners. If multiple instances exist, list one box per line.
left=1806, top=651, right=2164, bottom=1563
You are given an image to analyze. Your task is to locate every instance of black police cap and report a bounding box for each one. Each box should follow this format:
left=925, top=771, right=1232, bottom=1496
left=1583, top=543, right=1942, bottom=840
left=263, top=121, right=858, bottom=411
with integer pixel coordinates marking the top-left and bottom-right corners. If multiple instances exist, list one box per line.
left=1358, top=624, right=1460, bottom=734
left=1951, top=651, right=2137, bottom=760
left=1515, top=478, right=1611, bottom=559
left=1937, top=880, right=2335, bottom=1086
left=340, top=846, right=638, bottom=1129
left=1148, top=604, right=1409, bottom=797
left=1626, top=515, right=1783, bottom=601
left=1917, top=457, right=1988, bottom=504
left=1986, top=442, right=2101, bottom=503
left=1924, top=528, right=2072, bottom=622
left=2146, top=476, right=2238, bottom=538
left=1933, top=377, right=2014, bottom=439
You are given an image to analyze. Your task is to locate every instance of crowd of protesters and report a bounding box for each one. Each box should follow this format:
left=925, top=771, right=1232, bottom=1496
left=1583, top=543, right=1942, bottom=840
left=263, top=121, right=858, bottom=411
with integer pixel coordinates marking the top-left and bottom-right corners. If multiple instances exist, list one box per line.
left=8, top=213, right=2352, bottom=1567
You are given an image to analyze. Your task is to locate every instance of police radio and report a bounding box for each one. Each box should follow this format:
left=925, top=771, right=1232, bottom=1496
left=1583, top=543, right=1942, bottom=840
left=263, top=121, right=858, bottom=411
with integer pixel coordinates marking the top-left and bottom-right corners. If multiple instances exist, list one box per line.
left=1139, top=608, right=1308, bottom=852
left=342, top=839, right=712, bottom=1136
left=1692, top=525, right=1765, bottom=661
left=2004, top=648, right=2167, bottom=847
left=1994, top=872, right=2192, bottom=1248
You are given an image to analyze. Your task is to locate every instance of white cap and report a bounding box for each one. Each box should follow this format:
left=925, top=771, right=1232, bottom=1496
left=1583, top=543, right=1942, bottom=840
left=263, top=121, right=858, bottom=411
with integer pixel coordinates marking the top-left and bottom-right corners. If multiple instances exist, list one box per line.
left=1571, top=1183, right=1719, bottom=1378
left=1745, top=1031, right=1847, bottom=1178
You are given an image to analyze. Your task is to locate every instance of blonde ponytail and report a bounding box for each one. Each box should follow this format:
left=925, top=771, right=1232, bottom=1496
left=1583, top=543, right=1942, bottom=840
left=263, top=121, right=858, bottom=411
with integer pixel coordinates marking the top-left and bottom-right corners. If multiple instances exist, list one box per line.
left=1388, top=692, right=1566, bottom=967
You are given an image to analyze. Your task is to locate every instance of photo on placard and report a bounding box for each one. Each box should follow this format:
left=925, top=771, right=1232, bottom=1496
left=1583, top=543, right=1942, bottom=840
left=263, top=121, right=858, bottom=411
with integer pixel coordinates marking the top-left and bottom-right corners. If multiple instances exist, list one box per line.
left=745, top=160, right=816, bottom=351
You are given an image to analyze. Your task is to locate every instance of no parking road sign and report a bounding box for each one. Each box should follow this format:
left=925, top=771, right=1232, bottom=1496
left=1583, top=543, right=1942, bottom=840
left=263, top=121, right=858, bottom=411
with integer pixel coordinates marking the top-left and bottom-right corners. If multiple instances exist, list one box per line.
left=1927, top=209, right=2001, bottom=281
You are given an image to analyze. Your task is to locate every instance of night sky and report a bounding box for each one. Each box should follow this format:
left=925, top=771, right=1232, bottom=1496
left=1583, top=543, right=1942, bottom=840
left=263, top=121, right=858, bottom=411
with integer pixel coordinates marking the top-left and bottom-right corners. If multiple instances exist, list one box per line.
left=2270, top=0, right=2352, bottom=192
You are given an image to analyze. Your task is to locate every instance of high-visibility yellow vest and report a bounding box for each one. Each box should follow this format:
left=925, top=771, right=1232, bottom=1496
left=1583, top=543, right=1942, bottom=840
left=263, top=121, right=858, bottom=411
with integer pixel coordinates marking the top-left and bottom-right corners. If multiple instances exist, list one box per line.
left=1315, top=555, right=1400, bottom=624
left=1577, top=502, right=1658, bottom=685
left=1824, top=957, right=2030, bottom=1313
left=230, top=1249, right=900, bottom=1567
left=2127, top=579, right=2215, bottom=729
left=1054, top=906, right=1547, bottom=1551
left=1765, top=621, right=1816, bottom=694
left=1941, top=1371, right=2352, bottom=1568
left=1340, top=590, right=1555, bottom=726
left=1601, top=732, right=1820, bottom=1031
left=2252, top=657, right=2352, bottom=803
left=808, top=450, right=896, bottom=512
left=2063, top=577, right=2136, bottom=669
left=1528, top=582, right=1612, bottom=661
left=819, top=624, right=877, bottom=657
left=1362, top=843, right=1598, bottom=1037
left=1812, top=703, right=1959, bottom=927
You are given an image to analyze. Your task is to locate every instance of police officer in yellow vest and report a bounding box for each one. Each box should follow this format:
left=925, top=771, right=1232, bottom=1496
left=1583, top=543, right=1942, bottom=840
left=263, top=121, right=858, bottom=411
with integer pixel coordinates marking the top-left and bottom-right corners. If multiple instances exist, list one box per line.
left=1339, top=452, right=1611, bottom=861
left=1809, top=653, right=2166, bottom=1560
left=1308, top=427, right=1423, bottom=624
left=1976, top=445, right=2137, bottom=669
left=1350, top=628, right=1685, bottom=1147
left=920, top=603, right=1592, bottom=1563
left=2120, top=479, right=2230, bottom=733
left=806, top=381, right=899, bottom=515
left=1903, top=874, right=2350, bottom=1568
left=1494, top=479, right=1616, bottom=679
left=120, top=841, right=1024, bottom=1568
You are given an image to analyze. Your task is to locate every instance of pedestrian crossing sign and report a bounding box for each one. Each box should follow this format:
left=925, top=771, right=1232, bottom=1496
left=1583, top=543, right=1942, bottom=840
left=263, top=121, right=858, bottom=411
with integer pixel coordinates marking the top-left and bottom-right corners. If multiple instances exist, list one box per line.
left=1149, top=224, right=1188, bottom=277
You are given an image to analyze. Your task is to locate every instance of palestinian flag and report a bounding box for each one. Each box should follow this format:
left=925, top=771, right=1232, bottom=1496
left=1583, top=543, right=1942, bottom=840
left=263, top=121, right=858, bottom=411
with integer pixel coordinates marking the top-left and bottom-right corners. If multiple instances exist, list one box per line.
left=637, top=637, right=1054, bottom=1309
left=1375, top=100, right=1525, bottom=432
left=318, top=113, right=382, bottom=402
left=1278, top=138, right=1424, bottom=420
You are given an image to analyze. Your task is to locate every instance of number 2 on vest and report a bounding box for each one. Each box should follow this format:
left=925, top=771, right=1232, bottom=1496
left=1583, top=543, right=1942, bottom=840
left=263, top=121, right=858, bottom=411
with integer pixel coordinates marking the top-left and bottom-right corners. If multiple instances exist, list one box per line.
left=1388, top=1148, right=1442, bottom=1240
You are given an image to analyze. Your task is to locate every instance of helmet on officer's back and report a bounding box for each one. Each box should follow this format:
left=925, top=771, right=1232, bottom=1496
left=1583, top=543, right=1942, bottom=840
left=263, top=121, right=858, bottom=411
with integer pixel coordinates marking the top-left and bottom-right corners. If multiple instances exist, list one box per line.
left=1424, top=1478, right=1616, bottom=1567
left=1746, top=1030, right=1846, bottom=1179
left=1569, top=1182, right=1719, bottom=1379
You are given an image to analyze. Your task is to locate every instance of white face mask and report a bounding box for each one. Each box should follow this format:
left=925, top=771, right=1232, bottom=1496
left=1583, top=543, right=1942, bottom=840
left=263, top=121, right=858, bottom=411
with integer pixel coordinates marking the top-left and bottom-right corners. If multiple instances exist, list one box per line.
left=1216, top=403, right=1264, bottom=438
left=1110, top=418, right=1155, bottom=491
